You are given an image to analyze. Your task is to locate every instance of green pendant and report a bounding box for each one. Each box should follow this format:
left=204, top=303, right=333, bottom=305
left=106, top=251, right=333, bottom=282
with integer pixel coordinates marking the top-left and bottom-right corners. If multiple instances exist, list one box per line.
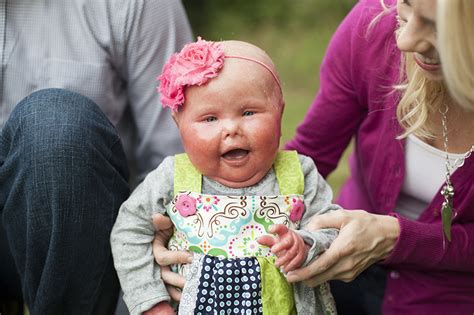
left=441, top=184, right=454, bottom=242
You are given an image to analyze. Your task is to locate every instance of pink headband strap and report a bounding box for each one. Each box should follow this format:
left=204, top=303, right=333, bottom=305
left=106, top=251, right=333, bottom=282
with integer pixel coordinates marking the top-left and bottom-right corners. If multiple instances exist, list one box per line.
left=157, top=38, right=282, bottom=112
left=224, top=55, right=282, bottom=92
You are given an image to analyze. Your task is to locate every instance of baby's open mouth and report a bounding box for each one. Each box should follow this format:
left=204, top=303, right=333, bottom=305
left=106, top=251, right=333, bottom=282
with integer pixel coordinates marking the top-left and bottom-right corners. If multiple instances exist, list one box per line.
left=222, top=149, right=249, bottom=160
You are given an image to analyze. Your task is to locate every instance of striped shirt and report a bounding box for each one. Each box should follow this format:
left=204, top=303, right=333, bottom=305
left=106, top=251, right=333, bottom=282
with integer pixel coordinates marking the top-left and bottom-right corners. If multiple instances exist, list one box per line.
left=0, top=0, right=193, bottom=184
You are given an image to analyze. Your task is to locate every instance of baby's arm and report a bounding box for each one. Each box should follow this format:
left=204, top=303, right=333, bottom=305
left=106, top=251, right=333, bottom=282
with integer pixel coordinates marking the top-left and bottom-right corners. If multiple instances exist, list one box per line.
left=110, top=157, right=175, bottom=314
left=297, top=154, right=340, bottom=265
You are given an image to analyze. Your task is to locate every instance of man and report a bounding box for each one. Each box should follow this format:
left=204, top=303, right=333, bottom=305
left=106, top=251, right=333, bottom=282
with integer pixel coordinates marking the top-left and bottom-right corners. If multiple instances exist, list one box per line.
left=0, top=0, right=192, bottom=313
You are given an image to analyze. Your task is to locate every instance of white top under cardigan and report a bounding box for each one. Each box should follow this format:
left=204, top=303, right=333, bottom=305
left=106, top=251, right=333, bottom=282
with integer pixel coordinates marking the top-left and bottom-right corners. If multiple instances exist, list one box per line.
left=395, top=135, right=464, bottom=220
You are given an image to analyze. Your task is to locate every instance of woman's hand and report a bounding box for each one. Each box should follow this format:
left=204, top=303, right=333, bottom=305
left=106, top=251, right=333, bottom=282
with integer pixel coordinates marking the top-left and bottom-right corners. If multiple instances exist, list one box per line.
left=152, top=213, right=193, bottom=301
left=258, top=224, right=309, bottom=273
left=286, top=209, right=400, bottom=287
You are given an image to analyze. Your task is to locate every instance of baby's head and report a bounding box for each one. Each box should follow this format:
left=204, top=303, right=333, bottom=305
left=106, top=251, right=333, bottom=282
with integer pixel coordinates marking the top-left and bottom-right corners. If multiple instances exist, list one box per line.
left=158, top=38, right=284, bottom=188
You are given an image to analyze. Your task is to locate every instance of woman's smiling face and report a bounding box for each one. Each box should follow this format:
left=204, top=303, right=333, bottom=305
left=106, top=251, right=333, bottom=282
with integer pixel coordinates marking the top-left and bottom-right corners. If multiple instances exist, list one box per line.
left=396, top=0, right=442, bottom=80
left=173, top=57, right=283, bottom=189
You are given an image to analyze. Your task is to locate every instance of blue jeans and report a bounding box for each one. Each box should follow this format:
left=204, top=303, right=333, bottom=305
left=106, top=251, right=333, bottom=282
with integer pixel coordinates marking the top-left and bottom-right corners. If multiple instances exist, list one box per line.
left=330, top=264, right=387, bottom=315
left=0, top=89, right=130, bottom=314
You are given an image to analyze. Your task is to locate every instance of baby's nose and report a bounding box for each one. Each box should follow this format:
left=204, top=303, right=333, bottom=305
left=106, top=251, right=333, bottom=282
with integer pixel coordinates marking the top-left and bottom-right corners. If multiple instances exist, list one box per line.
left=222, top=119, right=240, bottom=137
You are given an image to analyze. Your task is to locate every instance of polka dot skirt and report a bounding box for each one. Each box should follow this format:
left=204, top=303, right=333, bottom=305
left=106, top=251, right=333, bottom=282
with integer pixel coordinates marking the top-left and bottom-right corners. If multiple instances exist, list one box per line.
left=195, top=256, right=263, bottom=314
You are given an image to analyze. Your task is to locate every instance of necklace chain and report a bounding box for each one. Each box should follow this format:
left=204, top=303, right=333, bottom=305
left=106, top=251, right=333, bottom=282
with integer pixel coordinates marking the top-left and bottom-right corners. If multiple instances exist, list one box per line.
left=440, top=105, right=474, bottom=176
left=439, top=104, right=474, bottom=243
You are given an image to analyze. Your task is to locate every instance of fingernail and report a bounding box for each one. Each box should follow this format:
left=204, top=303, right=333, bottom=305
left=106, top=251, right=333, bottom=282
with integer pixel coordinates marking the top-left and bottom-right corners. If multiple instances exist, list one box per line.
left=286, top=272, right=295, bottom=281
left=187, top=255, right=193, bottom=263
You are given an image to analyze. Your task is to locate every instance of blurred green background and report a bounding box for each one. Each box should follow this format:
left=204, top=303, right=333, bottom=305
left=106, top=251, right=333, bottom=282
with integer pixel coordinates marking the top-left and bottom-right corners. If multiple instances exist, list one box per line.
left=182, top=0, right=356, bottom=196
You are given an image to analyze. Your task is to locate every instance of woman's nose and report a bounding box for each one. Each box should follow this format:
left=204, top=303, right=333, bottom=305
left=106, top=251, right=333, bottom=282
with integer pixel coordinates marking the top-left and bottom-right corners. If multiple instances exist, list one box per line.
left=397, top=19, right=432, bottom=54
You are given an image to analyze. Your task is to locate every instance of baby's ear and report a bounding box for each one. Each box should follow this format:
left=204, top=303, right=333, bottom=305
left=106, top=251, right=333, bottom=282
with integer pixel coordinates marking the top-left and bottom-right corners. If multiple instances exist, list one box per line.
left=171, top=111, right=180, bottom=127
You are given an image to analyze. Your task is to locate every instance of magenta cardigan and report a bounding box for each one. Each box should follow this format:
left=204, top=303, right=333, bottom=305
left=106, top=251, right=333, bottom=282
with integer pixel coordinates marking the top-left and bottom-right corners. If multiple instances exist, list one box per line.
left=286, top=0, right=474, bottom=313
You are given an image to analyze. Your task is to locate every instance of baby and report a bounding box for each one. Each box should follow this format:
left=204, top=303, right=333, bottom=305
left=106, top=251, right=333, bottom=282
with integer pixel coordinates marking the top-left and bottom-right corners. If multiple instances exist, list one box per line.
left=111, top=38, right=339, bottom=315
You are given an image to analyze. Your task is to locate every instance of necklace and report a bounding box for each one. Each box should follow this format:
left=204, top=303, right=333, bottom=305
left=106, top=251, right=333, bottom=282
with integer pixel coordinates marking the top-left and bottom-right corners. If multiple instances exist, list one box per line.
left=439, top=105, right=474, bottom=242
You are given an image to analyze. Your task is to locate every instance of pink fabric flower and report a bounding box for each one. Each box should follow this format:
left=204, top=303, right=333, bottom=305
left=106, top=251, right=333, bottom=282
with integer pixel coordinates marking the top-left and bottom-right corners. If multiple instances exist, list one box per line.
left=289, top=199, right=304, bottom=222
left=157, top=54, right=184, bottom=112
left=157, top=37, right=225, bottom=111
left=175, top=194, right=197, bottom=217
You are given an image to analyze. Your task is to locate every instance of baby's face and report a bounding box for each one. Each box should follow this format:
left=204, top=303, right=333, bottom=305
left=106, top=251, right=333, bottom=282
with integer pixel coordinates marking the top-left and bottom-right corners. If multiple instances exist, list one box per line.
left=174, top=58, right=283, bottom=188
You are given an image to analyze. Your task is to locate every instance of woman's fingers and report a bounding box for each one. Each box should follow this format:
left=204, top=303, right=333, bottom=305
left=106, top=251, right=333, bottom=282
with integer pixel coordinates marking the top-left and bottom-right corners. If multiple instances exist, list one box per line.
left=287, top=218, right=364, bottom=285
left=301, top=252, right=376, bottom=287
left=286, top=247, right=340, bottom=285
left=287, top=210, right=400, bottom=286
left=285, top=229, right=347, bottom=284
left=304, top=210, right=345, bottom=231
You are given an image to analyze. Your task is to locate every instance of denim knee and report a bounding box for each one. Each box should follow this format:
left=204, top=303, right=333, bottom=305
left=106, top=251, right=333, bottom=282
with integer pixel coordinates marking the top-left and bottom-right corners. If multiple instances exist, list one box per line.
left=0, top=88, right=129, bottom=226
left=4, top=88, right=121, bottom=161
left=2, top=89, right=129, bottom=181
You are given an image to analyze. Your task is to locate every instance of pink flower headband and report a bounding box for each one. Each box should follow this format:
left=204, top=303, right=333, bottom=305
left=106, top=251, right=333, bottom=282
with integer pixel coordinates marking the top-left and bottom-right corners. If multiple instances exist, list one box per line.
left=157, top=38, right=282, bottom=112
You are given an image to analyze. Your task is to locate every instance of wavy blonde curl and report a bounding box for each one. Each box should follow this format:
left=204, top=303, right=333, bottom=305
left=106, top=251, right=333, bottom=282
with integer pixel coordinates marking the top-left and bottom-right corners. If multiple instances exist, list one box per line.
left=374, top=0, right=472, bottom=140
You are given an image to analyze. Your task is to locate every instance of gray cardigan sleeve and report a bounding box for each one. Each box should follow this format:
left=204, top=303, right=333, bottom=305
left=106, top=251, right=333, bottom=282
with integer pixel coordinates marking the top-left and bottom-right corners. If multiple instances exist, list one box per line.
left=296, top=154, right=340, bottom=266
left=110, top=156, right=175, bottom=314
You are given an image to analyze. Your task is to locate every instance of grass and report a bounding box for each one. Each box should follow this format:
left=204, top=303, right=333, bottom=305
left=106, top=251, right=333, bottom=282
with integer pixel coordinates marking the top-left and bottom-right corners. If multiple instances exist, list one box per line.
left=183, top=0, right=356, bottom=196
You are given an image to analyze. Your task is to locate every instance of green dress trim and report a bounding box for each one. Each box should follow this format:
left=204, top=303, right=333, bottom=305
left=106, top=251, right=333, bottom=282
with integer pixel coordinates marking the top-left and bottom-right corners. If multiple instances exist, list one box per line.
left=173, top=151, right=303, bottom=195
left=174, top=153, right=202, bottom=196
left=257, top=257, right=297, bottom=315
left=273, top=150, right=304, bottom=195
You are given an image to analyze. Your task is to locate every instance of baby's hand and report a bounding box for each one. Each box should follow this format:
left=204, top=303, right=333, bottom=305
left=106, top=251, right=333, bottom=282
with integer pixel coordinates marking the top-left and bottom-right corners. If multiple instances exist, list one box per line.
left=258, top=224, right=309, bottom=273
left=142, top=301, right=175, bottom=315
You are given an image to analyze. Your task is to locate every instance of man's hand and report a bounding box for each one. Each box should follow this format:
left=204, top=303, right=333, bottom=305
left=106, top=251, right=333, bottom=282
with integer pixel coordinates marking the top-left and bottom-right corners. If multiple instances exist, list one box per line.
left=285, top=210, right=400, bottom=287
left=152, top=214, right=193, bottom=301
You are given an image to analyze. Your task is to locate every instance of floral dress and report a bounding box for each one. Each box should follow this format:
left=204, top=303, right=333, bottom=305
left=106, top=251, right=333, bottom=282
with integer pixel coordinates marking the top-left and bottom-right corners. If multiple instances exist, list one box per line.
left=167, top=151, right=336, bottom=315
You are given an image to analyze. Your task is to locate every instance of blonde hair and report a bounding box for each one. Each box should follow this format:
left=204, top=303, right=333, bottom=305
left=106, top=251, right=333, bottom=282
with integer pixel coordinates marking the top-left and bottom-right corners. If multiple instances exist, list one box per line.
left=437, top=0, right=474, bottom=111
left=376, top=0, right=472, bottom=139
left=395, top=53, right=447, bottom=139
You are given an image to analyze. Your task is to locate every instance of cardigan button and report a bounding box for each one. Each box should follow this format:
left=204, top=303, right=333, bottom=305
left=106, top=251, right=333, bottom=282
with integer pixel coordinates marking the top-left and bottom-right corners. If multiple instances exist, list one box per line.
left=390, top=271, right=400, bottom=279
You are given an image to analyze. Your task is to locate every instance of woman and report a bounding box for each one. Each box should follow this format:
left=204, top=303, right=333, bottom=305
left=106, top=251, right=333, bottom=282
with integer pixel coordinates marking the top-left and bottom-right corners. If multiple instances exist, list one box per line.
left=284, top=0, right=474, bottom=313
left=153, top=0, right=474, bottom=313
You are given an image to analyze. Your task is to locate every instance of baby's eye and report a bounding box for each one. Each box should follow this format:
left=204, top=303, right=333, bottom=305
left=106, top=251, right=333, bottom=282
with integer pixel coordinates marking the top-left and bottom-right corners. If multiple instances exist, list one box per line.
left=243, top=111, right=254, bottom=116
left=205, top=116, right=217, bottom=122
